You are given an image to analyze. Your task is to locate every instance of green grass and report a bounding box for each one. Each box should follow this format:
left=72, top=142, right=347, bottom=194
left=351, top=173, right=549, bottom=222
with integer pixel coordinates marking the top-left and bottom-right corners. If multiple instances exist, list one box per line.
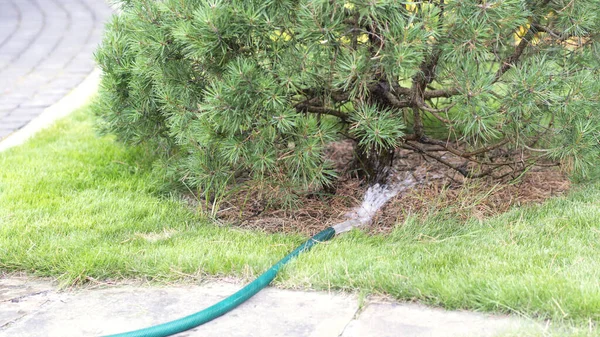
left=1, top=107, right=600, bottom=334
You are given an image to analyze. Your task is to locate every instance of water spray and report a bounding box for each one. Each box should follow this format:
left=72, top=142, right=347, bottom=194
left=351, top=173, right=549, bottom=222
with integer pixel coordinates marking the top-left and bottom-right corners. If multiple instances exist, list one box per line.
left=104, top=176, right=416, bottom=337
left=333, top=176, right=418, bottom=233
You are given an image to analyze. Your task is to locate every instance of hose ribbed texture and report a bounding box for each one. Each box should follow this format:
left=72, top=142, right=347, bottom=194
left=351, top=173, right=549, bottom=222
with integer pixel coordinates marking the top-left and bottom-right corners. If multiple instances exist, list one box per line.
left=102, top=227, right=336, bottom=337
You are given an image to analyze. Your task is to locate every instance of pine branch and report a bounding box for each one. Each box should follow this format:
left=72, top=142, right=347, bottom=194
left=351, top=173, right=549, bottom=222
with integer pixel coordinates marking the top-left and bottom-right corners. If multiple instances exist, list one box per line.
left=492, top=0, right=557, bottom=84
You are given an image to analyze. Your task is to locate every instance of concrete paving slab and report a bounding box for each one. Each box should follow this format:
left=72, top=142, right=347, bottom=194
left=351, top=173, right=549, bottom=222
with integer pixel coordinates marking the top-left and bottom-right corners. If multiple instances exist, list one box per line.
left=0, top=0, right=112, bottom=140
left=0, top=69, right=101, bottom=152
left=1, top=281, right=358, bottom=337
left=341, top=302, right=528, bottom=337
left=0, top=275, right=542, bottom=337
left=2, top=109, right=42, bottom=122
left=0, top=277, right=57, bottom=329
left=0, top=120, right=27, bottom=130
left=0, top=129, right=13, bottom=139
left=19, top=95, right=61, bottom=109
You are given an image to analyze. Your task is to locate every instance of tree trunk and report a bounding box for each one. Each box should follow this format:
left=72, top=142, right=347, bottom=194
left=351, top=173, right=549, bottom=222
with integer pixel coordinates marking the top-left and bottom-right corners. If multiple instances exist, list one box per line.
left=353, top=143, right=395, bottom=185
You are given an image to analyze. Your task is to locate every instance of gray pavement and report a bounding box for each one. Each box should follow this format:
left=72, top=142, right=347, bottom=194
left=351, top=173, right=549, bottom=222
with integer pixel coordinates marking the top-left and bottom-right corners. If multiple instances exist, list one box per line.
left=0, top=0, right=112, bottom=140
left=0, top=276, right=533, bottom=337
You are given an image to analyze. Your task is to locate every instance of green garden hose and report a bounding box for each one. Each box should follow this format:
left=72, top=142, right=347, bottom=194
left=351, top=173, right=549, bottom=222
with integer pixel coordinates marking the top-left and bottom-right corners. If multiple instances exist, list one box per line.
left=103, top=226, right=336, bottom=337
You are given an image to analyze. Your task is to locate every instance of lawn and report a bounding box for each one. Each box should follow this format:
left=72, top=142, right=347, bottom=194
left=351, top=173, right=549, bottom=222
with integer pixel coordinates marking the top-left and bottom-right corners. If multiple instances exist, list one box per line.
left=1, top=106, right=599, bottom=335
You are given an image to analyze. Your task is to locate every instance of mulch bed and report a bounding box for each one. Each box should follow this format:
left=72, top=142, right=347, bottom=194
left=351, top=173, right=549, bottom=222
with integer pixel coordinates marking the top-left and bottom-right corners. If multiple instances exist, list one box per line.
left=205, top=141, right=571, bottom=235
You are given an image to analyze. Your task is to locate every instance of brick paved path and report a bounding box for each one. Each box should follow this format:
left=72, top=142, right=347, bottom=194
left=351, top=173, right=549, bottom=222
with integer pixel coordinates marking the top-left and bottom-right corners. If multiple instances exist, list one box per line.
left=0, top=0, right=112, bottom=140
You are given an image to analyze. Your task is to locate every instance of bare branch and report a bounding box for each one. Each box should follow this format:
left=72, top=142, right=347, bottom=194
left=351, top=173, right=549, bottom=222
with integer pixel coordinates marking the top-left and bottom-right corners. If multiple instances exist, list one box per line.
left=419, top=136, right=511, bottom=159
left=410, top=45, right=443, bottom=137
left=413, top=53, right=441, bottom=97
left=403, top=141, right=494, bottom=178
left=411, top=108, right=425, bottom=138
left=528, top=113, right=555, bottom=148
left=522, top=144, right=552, bottom=153
left=295, top=103, right=348, bottom=121
left=419, top=102, right=456, bottom=124
left=297, top=88, right=350, bottom=104
left=530, top=23, right=572, bottom=41
left=383, top=91, right=411, bottom=108
left=403, top=141, right=533, bottom=179
left=494, top=34, right=530, bottom=83
left=423, top=88, right=460, bottom=99
left=331, top=91, right=350, bottom=102
left=463, top=139, right=510, bottom=157
left=418, top=136, right=469, bottom=158
left=391, top=84, right=413, bottom=97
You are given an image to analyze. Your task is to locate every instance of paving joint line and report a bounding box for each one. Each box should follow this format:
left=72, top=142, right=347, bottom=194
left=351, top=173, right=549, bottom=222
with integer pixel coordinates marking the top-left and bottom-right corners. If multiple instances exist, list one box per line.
left=0, top=296, right=57, bottom=331
left=0, top=0, right=45, bottom=73
left=0, top=0, right=21, bottom=48
left=0, top=290, right=53, bottom=304
left=16, top=0, right=77, bottom=105
left=337, top=304, right=363, bottom=337
left=22, top=0, right=72, bottom=78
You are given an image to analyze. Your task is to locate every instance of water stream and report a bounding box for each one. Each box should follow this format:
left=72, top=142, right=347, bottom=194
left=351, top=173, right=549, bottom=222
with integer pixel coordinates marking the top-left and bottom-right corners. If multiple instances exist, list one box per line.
left=332, top=175, right=418, bottom=233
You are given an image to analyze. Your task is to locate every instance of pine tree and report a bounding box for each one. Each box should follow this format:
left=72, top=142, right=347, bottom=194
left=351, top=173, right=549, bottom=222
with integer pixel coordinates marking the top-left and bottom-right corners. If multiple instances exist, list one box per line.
left=95, top=0, right=600, bottom=206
